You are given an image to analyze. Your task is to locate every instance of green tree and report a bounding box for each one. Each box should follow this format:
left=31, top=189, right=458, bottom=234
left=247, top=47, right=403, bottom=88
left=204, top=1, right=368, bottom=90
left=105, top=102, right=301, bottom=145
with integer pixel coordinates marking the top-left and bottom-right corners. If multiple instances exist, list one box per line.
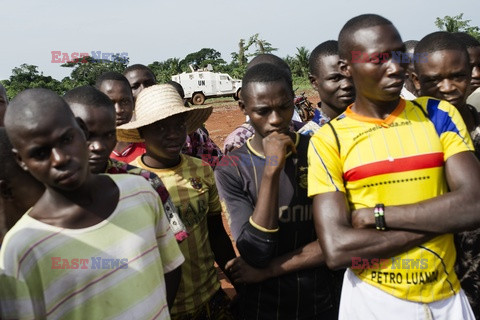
left=2, top=64, right=62, bottom=99
left=61, top=55, right=129, bottom=87
left=148, top=58, right=182, bottom=83
left=247, top=33, right=277, bottom=57
left=180, top=48, right=226, bottom=71
left=435, top=13, right=480, bottom=40
left=285, top=47, right=310, bottom=78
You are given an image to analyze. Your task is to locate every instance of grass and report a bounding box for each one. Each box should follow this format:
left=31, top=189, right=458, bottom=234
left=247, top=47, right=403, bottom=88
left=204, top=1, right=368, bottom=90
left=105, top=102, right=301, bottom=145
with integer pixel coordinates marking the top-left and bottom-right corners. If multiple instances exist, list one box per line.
left=293, top=76, right=316, bottom=97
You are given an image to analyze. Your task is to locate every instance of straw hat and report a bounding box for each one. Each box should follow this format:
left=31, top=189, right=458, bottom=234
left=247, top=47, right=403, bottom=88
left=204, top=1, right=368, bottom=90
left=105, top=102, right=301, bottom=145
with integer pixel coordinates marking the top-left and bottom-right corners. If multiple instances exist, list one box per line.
left=116, top=84, right=213, bottom=142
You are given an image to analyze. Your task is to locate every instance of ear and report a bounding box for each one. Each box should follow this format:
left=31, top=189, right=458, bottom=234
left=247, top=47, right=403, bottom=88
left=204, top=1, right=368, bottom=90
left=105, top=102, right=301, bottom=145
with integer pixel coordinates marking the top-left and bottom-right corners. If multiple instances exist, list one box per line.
left=0, top=180, right=13, bottom=200
left=12, top=148, right=28, bottom=172
left=309, top=74, right=319, bottom=91
left=411, top=72, right=421, bottom=93
left=338, top=59, right=351, bottom=77
left=75, top=117, right=89, bottom=140
left=238, top=99, right=247, bottom=116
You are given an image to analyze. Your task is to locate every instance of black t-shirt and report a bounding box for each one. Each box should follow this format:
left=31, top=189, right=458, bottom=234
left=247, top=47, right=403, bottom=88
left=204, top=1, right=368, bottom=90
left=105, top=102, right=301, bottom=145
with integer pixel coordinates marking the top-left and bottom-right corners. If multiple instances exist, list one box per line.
left=214, top=133, right=337, bottom=320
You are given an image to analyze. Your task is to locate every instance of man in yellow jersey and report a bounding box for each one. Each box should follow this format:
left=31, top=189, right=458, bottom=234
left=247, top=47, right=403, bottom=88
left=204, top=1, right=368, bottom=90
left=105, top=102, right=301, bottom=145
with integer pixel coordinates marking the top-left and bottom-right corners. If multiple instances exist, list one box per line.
left=308, top=14, right=480, bottom=320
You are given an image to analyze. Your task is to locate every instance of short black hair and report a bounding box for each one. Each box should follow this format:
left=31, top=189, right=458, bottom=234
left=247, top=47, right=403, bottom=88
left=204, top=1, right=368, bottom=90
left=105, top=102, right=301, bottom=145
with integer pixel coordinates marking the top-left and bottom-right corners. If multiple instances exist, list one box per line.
left=0, top=128, right=19, bottom=180
left=123, top=64, right=156, bottom=81
left=247, top=54, right=292, bottom=79
left=404, top=40, right=419, bottom=52
left=242, top=63, right=293, bottom=97
left=309, top=40, right=338, bottom=75
left=453, top=32, right=480, bottom=49
left=64, top=86, right=114, bottom=112
left=338, top=14, right=393, bottom=60
left=4, top=88, right=75, bottom=148
left=95, top=71, right=131, bottom=91
left=415, top=31, right=469, bottom=71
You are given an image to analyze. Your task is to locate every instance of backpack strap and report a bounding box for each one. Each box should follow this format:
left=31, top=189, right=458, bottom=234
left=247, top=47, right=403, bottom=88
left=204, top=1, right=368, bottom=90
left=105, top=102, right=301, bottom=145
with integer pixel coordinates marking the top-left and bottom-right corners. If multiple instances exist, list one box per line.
left=326, top=121, right=341, bottom=154
left=411, top=100, right=429, bottom=119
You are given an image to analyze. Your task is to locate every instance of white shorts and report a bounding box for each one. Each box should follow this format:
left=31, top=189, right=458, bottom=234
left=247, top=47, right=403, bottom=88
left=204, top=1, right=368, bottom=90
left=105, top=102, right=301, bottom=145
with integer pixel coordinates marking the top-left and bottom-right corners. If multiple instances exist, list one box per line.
left=339, top=268, right=475, bottom=320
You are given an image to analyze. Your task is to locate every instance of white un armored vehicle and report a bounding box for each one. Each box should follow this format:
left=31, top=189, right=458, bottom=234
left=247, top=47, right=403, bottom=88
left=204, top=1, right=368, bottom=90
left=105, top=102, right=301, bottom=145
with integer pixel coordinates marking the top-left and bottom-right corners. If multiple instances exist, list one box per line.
left=171, top=64, right=242, bottom=105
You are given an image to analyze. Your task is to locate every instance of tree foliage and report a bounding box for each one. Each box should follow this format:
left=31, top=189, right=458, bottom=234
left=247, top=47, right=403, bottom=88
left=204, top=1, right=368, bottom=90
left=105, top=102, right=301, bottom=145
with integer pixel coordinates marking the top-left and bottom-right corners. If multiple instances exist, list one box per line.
left=149, top=58, right=182, bottom=83
left=180, top=48, right=226, bottom=71
left=1, top=64, right=62, bottom=98
left=435, top=13, right=480, bottom=40
left=284, top=47, right=310, bottom=79
left=249, top=33, right=278, bottom=56
left=61, top=55, right=129, bottom=87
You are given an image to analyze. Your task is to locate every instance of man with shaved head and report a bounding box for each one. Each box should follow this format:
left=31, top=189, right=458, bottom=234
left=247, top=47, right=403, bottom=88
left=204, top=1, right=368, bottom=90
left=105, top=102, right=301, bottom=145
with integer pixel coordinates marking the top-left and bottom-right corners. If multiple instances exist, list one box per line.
left=0, top=88, right=184, bottom=319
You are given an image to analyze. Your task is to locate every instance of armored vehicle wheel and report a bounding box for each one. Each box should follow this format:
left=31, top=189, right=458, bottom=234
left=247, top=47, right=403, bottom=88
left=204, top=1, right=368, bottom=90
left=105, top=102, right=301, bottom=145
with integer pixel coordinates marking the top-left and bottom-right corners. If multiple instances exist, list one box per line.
left=192, top=92, right=206, bottom=105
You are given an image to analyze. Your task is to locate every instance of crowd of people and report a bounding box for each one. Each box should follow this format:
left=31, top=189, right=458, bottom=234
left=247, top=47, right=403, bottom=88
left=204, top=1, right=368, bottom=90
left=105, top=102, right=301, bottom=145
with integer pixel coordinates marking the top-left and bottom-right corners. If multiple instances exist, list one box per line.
left=0, top=13, right=480, bottom=320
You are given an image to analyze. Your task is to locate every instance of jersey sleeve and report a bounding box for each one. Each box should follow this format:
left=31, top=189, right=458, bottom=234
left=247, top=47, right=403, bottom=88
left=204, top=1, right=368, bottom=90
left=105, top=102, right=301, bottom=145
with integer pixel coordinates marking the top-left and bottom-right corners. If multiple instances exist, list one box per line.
left=307, top=125, right=346, bottom=197
left=425, top=98, right=474, bottom=160
left=214, top=164, right=278, bottom=268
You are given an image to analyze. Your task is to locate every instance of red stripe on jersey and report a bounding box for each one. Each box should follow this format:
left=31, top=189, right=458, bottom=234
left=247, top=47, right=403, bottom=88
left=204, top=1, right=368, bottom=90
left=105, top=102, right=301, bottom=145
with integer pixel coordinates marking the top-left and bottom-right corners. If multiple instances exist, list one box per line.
left=344, top=152, right=444, bottom=182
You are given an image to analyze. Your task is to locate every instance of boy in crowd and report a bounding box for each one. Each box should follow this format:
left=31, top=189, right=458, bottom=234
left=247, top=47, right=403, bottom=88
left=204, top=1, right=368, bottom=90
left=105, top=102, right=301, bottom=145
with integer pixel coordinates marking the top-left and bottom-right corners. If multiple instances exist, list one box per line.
left=64, top=85, right=187, bottom=241
left=96, top=71, right=146, bottom=163
left=400, top=40, right=419, bottom=100
left=412, top=32, right=480, bottom=157
left=117, top=84, right=236, bottom=320
left=168, top=80, right=222, bottom=161
left=298, top=40, right=355, bottom=135
left=223, top=54, right=304, bottom=154
left=0, top=88, right=184, bottom=319
left=454, top=32, right=480, bottom=95
left=123, top=64, right=157, bottom=100
left=309, top=14, right=480, bottom=319
left=217, top=63, right=339, bottom=319
left=123, top=65, right=223, bottom=161
left=0, top=128, right=44, bottom=242
left=454, top=32, right=480, bottom=112
left=411, top=31, right=480, bottom=317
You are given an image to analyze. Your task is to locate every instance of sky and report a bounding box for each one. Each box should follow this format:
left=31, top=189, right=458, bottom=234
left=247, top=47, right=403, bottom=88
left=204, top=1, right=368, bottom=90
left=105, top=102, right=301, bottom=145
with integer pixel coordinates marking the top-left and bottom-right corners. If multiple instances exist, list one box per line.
left=1, top=0, right=479, bottom=81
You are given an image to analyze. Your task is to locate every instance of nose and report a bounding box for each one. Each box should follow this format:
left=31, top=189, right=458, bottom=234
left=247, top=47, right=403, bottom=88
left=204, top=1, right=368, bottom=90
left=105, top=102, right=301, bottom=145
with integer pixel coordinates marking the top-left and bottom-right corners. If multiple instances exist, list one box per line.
left=472, top=66, right=480, bottom=80
left=386, top=58, right=405, bottom=77
left=51, top=147, right=69, bottom=168
left=89, top=139, right=105, bottom=153
left=164, top=124, right=185, bottom=140
left=269, top=110, right=284, bottom=127
left=115, top=102, right=124, bottom=116
left=438, top=79, right=455, bottom=93
left=339, top=77, right=354, bottom=90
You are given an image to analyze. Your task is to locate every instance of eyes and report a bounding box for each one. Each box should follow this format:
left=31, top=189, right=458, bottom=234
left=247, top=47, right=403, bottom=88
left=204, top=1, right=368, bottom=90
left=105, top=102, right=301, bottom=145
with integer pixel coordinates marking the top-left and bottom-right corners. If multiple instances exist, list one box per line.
left=131, top=80, right=155, bottom=91
left=423, top=73, right=468, bottom=85
left=156, top=122, right=187, bottom=133
left=327, top=75, right=343, bottom=82
left=28, top=132, right=76, bottom=161
left=61, top=133, right=74, bottom=145
left=254, top=104, right=292, bottom=116
left=31, top=147, right=50, bottom=161
left=87, top=131, right=116, bottom=141
left=119, top=98, right=132, bottom=107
